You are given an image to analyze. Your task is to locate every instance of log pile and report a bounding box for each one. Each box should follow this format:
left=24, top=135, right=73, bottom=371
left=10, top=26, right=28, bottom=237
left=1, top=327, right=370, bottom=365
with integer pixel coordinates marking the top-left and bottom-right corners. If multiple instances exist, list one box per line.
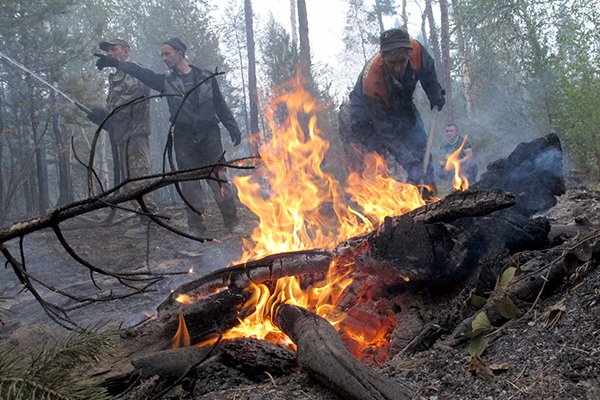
left=87, top=133, right=600, bottom=400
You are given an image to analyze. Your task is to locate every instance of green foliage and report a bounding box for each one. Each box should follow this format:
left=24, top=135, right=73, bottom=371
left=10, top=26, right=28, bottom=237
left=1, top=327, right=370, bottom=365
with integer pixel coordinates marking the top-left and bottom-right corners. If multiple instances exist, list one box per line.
left=498, top=266, right=517, bottom=289
left=470, top=310, right=491, bottom=338
left=468, top=334, right=489, bottom=356
left=259, top=16, right=300, bottom=89
left=549, top=1, right=600, bottom=182
left=0, top=330, right=117, bottom=400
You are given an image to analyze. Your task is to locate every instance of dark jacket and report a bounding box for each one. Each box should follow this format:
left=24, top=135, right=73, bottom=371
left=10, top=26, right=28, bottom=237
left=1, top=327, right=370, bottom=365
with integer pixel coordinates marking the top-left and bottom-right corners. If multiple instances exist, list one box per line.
left=348, top=40, right=444, bottom=145
left=116, top=61, right=242, bottom=138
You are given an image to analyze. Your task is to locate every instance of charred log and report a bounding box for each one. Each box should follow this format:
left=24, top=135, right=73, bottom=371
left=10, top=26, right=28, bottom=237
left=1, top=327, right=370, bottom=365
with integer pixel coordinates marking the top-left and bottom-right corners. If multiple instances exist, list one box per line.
left=275, top=304, right=412, bottom=400
left=473, top=133, right=565, bottom=216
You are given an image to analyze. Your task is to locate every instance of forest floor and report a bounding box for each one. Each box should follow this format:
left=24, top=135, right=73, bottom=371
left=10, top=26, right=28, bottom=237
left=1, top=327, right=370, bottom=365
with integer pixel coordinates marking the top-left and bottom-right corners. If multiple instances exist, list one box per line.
left=0, top=186, right=599, bottom=399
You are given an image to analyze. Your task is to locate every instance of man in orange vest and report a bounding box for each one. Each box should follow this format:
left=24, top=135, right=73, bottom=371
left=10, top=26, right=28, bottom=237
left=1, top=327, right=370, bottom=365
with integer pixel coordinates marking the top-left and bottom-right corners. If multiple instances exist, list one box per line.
left=345, top=28, right=445, bottom=194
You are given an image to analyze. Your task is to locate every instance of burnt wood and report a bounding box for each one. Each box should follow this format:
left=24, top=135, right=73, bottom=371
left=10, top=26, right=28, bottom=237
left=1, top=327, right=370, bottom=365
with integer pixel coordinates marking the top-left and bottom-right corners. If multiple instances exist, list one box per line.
left=275, top=304, right=412, bottom=400
left=473, top=133, right=565, bottom=216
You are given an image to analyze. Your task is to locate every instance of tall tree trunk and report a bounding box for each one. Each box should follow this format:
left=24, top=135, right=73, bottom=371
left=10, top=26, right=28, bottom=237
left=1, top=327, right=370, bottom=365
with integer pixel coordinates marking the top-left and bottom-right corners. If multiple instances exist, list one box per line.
left=420, top=10, right=428, bottom=44
left=0, top=83, right=5, bottom=219
left=289, top=0, right=298, bottom=48
left=424, top=0, right=442, bottom=73
left=25, top=76, right=49, bottom=214
left=401, top=0, right=409, bottom=30
left=374, top=0, right=385, bottom=34
left=451, top=0, right=474, bottom=119
left=233, top=10, right=250, bottom=136
left=297, top=0, right=312, bottom=80
left=439, top=0, right=453, bottom=120
left=244, top=0, right=260, bottom=155
left=49, top=80, right=73, bottom=206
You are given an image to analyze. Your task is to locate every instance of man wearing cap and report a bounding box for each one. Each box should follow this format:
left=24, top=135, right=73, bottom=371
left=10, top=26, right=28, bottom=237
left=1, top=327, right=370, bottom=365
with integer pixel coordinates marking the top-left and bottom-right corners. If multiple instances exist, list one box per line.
left=94, top=37, right=243, bottom=235
left=345, top=28, right=445, bottom=195
left=87, top=39, right=156, bottom=231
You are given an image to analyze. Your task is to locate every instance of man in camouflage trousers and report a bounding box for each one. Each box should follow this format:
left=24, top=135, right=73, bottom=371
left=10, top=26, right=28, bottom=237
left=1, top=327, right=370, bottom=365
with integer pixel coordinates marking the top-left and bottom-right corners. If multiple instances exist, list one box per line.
left=87, top=39, right=157, bottom=229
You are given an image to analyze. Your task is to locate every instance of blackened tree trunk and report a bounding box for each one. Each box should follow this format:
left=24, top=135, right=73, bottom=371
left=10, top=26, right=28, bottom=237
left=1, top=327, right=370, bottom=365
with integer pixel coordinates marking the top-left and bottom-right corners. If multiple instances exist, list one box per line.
left=244, top=0, right=260, bottom=155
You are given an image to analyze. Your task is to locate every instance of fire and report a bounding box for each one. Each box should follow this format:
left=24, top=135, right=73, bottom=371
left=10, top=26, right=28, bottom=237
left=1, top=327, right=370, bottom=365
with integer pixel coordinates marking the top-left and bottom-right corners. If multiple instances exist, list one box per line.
left=233, top=75, right=425, bottom=262
left=171, top=314, right=190, bottom=349
left=212, top=255, right=354, bottom=348
left=175, top=74, right=425, bottom=361
left=444, top=135, right=470, bottom=190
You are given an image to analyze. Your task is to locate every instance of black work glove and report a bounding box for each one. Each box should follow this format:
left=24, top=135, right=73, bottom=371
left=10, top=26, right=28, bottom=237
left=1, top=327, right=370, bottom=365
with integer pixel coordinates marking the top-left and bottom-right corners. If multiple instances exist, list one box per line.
left=430, top=89, right=446, bottom=111
left=95, top=54, right=119, bottom=71
left=230, top=131, right=242, bottom=146
left=87, top=108, right=108, bottom=125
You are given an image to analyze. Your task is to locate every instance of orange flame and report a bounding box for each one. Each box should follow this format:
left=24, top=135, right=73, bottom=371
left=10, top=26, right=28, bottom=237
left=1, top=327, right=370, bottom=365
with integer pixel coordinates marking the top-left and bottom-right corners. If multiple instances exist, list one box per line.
left=233, top=75, right=425, bottom=263
left=177, top=74, right=425, bottom=361
left=171, top=314, right=191, bottom=349
left=444, top=136, right=470, bottom=190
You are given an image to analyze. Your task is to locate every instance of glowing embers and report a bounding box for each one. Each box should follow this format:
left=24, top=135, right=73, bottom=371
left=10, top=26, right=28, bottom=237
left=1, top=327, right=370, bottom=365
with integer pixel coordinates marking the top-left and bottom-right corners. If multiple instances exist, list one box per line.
left=444, top=136, right=470, bottom=191
left=172, top=249, right=398, bottom=363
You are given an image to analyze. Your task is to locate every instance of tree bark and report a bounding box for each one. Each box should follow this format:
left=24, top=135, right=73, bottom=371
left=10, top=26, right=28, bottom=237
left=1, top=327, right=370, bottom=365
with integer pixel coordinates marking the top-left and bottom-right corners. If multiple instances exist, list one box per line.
left=424, top=0, right=442, bottom=73
left=244, top=0, right=260, bottom=155
left=297, top=0, right=311, bottom=79
left=49, top=73, right=73, bottom=206
left=451, top=0, right=474, bottom=119
left=275, top=304, right=413, bottom=400
left=439, top=0, right=453, bottom=120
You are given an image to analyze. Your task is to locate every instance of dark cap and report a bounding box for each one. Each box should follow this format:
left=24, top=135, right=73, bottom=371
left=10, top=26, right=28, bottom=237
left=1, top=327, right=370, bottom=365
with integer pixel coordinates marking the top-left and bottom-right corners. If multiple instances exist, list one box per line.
left=380, top=28, right=413, bottom=52
left=162, top=37, right=187, bottom=53
left=99, top=39, right=130, bottom=51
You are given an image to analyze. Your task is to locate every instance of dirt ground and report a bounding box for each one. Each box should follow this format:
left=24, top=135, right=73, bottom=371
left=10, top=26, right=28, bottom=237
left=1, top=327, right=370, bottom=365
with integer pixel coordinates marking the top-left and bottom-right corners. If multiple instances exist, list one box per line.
left=1, top=187, right=599, bottom=399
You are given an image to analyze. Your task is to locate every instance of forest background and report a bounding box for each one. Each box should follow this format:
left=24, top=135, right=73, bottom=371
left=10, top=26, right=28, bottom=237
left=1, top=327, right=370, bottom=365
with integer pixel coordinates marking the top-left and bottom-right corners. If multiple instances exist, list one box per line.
left=0, top=0, right=598, bottom=223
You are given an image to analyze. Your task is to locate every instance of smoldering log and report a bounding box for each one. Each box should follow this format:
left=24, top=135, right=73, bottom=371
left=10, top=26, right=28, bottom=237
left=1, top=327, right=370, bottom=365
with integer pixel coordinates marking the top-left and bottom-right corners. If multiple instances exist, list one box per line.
left=473, top=133, right=565, bottom=216
left=275, top=304, right=412, bottom=400
left=132, top=346, right=216, bottom=380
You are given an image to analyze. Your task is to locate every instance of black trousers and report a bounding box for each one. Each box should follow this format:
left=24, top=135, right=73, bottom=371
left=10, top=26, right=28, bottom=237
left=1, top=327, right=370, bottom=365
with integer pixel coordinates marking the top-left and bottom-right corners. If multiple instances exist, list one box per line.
left=173, top=124, right=238, bottom=227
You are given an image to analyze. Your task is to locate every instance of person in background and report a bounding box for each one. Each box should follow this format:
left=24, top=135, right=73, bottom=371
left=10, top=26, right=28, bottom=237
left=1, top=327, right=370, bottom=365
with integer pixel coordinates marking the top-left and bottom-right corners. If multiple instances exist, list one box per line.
left=87, top=39, right=157, bottom=235
left=343, top=28, right=445, bottom=198
left=438, top=123, right=477, bottom=185
left=94, top=37, right=242, bottom=235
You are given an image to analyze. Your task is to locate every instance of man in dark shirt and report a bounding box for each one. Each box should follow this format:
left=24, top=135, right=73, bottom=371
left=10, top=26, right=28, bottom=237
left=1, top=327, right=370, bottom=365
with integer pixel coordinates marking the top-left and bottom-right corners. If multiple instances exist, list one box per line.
left=95, top=38, right=242, bottom=234
left=344, top=28, right=445, bottom=196
left=438, top=123, right=477, bottom=185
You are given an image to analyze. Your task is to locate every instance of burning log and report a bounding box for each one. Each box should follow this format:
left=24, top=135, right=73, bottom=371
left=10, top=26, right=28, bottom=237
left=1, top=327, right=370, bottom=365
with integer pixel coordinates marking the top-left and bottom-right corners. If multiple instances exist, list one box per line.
left=274, top=304, right=412, bottom=400
left=90, top=133, right=567, bottom=398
